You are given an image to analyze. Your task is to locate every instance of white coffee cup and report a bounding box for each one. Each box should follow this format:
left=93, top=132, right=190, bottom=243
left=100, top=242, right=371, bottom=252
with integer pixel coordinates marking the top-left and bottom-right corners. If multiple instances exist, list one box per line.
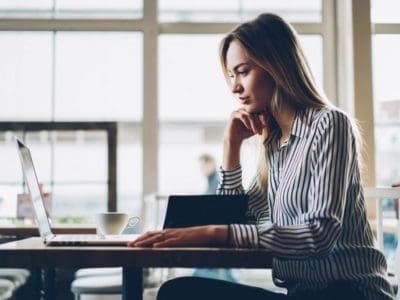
left=95, top=212, right=140, bottom=235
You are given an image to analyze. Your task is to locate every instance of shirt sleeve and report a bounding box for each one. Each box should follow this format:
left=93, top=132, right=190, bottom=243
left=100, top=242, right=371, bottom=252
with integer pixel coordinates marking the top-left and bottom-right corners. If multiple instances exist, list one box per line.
left=219, top=110, right=356, bottom=258
left=217, top=165, right=270, bottom=248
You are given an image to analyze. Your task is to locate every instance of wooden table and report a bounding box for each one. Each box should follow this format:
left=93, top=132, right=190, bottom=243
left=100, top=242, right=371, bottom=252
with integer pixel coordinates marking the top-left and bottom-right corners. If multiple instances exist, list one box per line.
left=0, top=224, right=97, bottom=237
left=0, top=237, right=273, bottom=300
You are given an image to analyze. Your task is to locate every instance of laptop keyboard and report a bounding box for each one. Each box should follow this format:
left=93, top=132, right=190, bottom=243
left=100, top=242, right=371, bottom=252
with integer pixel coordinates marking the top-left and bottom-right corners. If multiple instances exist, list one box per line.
left=60, top=235, right=107, bottom=241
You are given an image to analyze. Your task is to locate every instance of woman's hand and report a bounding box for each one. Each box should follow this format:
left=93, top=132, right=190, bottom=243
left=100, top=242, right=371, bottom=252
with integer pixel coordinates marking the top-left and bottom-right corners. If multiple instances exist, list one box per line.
left=225, top=108, right=268, bottom=145
left=127, top=225, right=228, bottom=248
left=222, top=109, right=268, bottom=170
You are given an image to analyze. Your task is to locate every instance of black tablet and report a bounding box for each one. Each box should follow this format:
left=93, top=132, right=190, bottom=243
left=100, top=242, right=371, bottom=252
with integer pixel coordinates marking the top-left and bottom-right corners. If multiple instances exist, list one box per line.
left=162, top=194, right=248, bottom=229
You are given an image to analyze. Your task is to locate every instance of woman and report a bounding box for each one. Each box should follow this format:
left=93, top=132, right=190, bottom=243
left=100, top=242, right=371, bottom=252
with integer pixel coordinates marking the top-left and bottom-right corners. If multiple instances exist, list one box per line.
left=129, top=13, right=394, bottom=300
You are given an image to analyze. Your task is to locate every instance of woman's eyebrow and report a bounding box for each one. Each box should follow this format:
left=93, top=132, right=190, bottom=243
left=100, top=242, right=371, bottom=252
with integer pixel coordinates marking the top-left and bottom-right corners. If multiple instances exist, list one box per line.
left=230, top=62, right=251, bottom=73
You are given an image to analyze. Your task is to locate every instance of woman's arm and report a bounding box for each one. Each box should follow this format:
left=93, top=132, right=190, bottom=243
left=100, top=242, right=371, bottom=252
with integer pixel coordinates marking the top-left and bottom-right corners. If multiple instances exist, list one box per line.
left=128, top=109, right=269, bottom=249
left=222, top=108, right=267, bottom=170
left=128, top=225, right=229, bottom=248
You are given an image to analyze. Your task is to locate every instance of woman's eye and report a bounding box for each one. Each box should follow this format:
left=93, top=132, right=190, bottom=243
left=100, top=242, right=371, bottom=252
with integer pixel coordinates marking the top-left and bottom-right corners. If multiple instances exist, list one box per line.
left=238, top=70, right=248, bottom=76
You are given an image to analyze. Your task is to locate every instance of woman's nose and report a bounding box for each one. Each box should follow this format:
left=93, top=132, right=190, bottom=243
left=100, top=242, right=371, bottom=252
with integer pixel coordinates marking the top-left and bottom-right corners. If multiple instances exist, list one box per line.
left=231, top=80, right=242, bottom=94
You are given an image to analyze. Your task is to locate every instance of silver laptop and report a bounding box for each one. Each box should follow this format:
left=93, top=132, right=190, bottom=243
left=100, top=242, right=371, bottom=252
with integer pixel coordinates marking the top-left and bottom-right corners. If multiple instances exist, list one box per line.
left=16, top=138, right=139, bottom=246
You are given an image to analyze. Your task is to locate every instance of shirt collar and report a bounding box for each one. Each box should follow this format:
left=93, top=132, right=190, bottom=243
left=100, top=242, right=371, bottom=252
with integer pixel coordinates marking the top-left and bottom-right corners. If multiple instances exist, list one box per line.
left=263, top=107, right=312, bottom=146
left=290, top=108, right=311, bottom=139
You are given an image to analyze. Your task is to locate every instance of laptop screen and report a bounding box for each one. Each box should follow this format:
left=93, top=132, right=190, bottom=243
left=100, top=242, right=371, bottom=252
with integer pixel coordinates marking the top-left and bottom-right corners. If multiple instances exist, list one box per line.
left=16, top=139, right=53, bottom=240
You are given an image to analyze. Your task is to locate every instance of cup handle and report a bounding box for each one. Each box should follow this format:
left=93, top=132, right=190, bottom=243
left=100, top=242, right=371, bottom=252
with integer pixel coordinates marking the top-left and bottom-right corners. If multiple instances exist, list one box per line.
left=126, top=216, right=140, bottom=228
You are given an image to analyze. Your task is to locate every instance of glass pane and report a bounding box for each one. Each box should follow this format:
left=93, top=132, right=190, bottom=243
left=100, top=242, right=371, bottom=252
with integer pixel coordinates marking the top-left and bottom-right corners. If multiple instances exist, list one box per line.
left=371, top=0, right=400, bottom=23
left=0, top=0, right=53, bottom=18
left=117, top=124, right=142, bottom=214
left=55, top=0, right=143, bottom=19
left=0, top=137, right=23, bottom=184
left=159, top=0, right=321, bottom=23
left=0, top=32, right=52, bottom=121
left=55, top=32, right=143, bottom=121
left=159, top=34, right=323, bottom=121
left=159, top=34, right=236, bottom=121
left=0, top=0, right=142, bottom=19
left=242, top=0, right=322, bottom=23
left=299, top=35, right=324, bottom=91
left=53, top=132, right=107, bottom=182
left=158, top=125, right=258, bottom=195
left=0, top=185, right=24, bottom=217
left=52, top=183, right=107, bottom=217
left=159, top=126, right=223, bottom=195
left=372, top=35, right=400, bottom=187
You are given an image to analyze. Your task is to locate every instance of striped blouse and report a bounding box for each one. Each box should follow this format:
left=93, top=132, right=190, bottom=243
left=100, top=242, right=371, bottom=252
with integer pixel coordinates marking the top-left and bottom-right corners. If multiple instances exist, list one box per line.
left=217, top=107, right=394, bottom=299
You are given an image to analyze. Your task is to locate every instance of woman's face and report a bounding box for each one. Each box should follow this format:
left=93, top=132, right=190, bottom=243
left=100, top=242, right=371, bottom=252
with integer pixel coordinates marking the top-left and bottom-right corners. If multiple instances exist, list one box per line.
left=226, top=40, right=275, bottom=114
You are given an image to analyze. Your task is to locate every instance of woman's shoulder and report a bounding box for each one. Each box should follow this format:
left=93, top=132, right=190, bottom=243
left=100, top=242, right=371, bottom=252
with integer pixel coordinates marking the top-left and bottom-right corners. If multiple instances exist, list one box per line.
left=307, top=105, right=353, bottom=129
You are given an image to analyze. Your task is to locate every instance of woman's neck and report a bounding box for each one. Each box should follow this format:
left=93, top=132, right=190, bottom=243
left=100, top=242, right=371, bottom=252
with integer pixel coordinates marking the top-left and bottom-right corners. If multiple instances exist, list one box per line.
left=273, top=104, right=296, bottom=138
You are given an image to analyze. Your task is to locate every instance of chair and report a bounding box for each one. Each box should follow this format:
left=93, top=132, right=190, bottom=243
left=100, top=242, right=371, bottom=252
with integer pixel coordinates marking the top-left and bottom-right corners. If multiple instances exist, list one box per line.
left=0, top=278, right=14, bottom=300
left=0, top=269, right=30, bottom=290
left=0, top=268, right=30, bottom=300
left=70, top=274, right=122, bottom=300
left=74, top=267, right=122, bottom=278
left=70, top=268, right=158, bottom=300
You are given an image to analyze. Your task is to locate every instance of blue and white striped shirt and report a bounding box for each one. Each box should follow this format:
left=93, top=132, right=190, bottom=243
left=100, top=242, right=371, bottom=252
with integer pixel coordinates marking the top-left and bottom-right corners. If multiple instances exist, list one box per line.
left=217, top=107, right=394, bottom=299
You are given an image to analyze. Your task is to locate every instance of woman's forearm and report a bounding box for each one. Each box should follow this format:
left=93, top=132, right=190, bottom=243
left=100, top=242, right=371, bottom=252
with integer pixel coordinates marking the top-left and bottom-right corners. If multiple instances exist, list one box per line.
left=222, top=139, right=242, bottom=170
left=209, top=225, right=230, bottom=246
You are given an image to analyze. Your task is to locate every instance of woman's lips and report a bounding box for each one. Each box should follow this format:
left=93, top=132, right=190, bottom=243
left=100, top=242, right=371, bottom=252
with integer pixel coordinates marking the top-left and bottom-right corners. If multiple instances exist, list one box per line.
left=239, top=97, right=249, bottom=104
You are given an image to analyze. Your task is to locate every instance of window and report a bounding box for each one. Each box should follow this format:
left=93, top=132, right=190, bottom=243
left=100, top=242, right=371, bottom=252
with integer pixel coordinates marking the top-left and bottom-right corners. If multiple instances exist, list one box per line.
left=0, top=1, right=333, bottom=222
left=371, top=0, right=400, bottom=23
left=372, top=35, right=400, bottom=186
left=0, top=31, right=143, bottom=218
left=0, top=32, right=52, bottom=121
left=55, top=32, right=142, bottom=121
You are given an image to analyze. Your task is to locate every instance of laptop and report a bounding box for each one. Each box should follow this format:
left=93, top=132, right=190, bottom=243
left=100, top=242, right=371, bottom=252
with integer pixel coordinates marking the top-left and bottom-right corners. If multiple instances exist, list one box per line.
left=163, top=194, right=248, bottom=229
left=16, top=138, right=139, bottom=246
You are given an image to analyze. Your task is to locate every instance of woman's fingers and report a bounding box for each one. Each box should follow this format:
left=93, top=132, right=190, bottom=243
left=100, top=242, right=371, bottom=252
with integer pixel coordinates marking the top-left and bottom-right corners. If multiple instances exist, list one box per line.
left=128, top=230, right=167, bottom=247
left=232, top=109, right=265, bottom=135
left=231, top=110, right=252, bottom=132
left=153, top=237, right=180, bottom=248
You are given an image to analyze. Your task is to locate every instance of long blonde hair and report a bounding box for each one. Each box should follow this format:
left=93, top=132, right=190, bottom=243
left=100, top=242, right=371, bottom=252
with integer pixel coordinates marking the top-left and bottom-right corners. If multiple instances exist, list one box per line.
left=219, top=13, right=330, bottom=192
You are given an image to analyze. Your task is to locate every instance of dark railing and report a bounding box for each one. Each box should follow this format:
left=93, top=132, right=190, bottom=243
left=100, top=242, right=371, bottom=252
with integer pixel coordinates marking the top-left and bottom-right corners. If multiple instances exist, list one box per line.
left=0, top=122, right=117, bottom=212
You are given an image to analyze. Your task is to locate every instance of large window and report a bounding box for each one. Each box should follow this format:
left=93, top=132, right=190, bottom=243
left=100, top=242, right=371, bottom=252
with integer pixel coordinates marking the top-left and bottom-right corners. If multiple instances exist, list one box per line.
left=0, top=29, right=143, bottom=218
left=0, top=0, right=333, bottom=221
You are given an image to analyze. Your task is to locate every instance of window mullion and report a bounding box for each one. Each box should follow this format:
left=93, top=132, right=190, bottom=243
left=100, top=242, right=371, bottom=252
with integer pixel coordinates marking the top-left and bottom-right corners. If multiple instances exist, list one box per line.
left=142, top=0, right=158, bottom=199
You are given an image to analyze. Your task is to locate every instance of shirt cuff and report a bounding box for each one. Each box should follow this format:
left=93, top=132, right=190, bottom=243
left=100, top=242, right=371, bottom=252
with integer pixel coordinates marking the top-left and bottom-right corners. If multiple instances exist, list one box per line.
left=219, top=165, right=243, bottom=190
left=230, top=224, right=259, bottom=248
